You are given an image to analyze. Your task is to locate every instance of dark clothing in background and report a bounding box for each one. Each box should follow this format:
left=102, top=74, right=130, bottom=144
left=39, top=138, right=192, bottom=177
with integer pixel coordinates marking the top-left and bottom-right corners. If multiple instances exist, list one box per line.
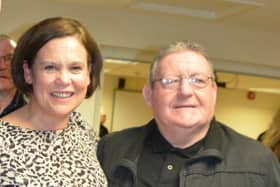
left=257, top=131, right=266, bottom=142
left=97, top=118, right=280, bottom=187
left=99, top=124, right=109, bottom=137
left=0, top=91, right=26, bottom=117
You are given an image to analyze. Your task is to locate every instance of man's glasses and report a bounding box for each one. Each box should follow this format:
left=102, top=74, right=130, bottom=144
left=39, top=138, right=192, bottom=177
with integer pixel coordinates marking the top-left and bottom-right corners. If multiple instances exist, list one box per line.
left=0, top=54, right=13, bottom=63
left=152, top=74, right=214, bottom=89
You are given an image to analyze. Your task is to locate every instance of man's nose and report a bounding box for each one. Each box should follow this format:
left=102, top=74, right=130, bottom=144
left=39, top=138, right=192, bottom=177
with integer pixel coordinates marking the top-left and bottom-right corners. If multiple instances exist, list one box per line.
left=0, top=58, right=8, bottom=69
left=178, top=78, right=195, bottom=96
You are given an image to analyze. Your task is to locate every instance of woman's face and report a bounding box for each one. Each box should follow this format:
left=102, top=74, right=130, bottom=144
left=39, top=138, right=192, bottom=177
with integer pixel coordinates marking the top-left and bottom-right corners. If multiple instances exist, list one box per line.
left=23, top=36, right=90, bottom=117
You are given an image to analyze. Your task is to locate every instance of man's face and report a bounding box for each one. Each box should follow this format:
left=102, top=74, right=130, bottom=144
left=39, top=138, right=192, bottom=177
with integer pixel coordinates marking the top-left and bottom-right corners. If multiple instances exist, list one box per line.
left=100, top=114, right=106, bottom=124
left=143, top=50, right=217, bottom=132
left=0, top=39, right=15, bottom=92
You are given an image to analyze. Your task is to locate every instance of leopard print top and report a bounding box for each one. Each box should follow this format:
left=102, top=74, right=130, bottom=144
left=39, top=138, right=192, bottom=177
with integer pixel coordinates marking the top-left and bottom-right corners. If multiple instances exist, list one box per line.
left=0, top=112, right=107, bottom=187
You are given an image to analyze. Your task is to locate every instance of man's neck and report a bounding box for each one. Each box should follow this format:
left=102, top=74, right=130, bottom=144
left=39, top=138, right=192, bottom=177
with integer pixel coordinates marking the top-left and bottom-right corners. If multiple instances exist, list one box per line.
left=157, top=122, right=210, bottom=149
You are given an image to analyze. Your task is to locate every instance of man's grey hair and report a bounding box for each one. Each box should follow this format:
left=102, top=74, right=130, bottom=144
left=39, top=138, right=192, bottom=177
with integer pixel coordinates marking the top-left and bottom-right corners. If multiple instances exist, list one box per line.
left=149, top=40, right=215, bottom=84
left=0, top=34, right=17, bottom=47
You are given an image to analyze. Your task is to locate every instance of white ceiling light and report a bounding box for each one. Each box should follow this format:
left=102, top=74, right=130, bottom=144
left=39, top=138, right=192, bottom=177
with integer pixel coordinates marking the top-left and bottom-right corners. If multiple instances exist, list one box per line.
left=249, top=88, right=280, bottom=95
left=105, top=58, right=139, bottom=65
left=224, top=0, right=264, bottom=7
left=130, top=0, right=263, bottom=20
left=130, top=2, right=217, bottom=19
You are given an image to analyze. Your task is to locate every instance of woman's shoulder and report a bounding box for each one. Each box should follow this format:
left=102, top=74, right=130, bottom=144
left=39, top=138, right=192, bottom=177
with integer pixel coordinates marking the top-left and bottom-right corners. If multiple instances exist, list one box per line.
left=70, top=111, right=99, bottom=140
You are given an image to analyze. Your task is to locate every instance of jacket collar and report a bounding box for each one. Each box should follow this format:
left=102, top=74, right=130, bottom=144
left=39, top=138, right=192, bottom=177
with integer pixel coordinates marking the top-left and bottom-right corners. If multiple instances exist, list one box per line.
left=110, top=118, right=225, bottom=179
left=120, top=118, right=224, bottom=161
left=189, top=118, right=225, bottom=163
left=109, top=122, right=154, bottom=185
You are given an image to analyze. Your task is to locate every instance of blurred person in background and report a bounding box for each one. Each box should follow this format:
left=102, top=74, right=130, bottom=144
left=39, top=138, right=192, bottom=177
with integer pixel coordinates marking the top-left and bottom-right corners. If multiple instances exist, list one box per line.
left=262, top=107, right=280, bottom=161
left=0, top=34, right=26, bottom=117
left=99, top=111, right=109, bottom=137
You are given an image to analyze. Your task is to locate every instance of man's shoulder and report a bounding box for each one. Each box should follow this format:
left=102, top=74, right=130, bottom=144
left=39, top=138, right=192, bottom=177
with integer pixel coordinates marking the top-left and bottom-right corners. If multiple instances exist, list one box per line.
left=216, top=121, right=275, bottom=162
left=218, top=122, right=264, bottom=146
left=100, top=124, right=147, bottom=145
left=97, top=123, right=151, bottom=165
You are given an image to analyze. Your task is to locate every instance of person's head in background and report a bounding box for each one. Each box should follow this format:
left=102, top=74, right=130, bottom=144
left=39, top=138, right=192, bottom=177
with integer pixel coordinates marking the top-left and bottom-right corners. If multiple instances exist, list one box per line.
left=10, top=17, right=102, bottom=129
left=99, top=108, right=109, bottom=137
left=262, top=107, right=280, bottom=161
left=0, top=34, right=17, bottom=97
left=142, top=40, right=217, bottom=148
left=100, top=112, right=106, bottom=125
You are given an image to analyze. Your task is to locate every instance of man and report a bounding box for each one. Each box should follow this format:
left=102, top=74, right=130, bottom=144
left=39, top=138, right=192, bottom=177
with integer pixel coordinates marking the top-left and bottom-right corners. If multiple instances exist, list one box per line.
left=97, top=41, right=280, bottom=187
left=99, top=112, right=109, bottom=137
left=0, top=34, right=26, bottom=117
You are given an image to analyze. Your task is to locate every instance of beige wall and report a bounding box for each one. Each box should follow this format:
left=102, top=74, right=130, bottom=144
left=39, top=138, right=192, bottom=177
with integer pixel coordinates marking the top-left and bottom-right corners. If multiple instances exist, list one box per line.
left=215, top=88, right=280, bottom=139
left=101, top=75, right=280, bottom=139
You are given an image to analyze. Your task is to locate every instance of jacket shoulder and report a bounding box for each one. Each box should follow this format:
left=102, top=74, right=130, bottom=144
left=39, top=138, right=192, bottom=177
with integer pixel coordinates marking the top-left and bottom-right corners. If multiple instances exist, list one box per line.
left=217, top=122, right=277, bottom=166
left=100, top=125, right=145, bottom=145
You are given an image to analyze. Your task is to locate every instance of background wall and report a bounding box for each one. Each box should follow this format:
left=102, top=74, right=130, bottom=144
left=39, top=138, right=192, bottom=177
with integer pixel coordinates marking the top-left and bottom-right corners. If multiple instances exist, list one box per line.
left=111, top=90, right=152, bottom=131
left=215, top=88, right=280, bottom=138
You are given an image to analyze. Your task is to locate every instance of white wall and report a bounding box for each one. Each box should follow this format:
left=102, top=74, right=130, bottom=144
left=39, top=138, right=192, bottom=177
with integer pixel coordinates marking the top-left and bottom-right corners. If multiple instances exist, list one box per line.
left=76, top=89, right=102, bottom=133
left=215, top=88, right=280, bottom=139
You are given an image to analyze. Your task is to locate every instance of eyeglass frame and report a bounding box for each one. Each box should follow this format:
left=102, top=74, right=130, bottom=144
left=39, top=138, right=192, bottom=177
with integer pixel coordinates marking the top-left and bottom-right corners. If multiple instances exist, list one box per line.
left=0, top=53, right=13, bottom=64
left=151, top=73, right=215, bottom=90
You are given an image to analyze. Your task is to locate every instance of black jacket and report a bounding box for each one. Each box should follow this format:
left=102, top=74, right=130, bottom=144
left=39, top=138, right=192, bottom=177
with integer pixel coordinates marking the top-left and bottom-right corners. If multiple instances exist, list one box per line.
left=0, top=91, right=26, bottom=117
left=97, top=119, right=280, bottom=187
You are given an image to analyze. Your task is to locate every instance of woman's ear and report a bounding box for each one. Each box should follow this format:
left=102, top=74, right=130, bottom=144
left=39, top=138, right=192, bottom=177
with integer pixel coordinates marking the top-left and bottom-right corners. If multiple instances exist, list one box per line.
left=23, top=62, right=32, bottom=84
left=142, top=83, right=152, bottom=108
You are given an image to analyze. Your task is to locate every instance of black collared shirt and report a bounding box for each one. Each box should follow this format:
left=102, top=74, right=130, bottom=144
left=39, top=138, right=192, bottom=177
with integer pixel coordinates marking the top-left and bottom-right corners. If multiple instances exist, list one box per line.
left=137, top=124, right=204, bottom=187
left=0, top=91, right=26, bottom=117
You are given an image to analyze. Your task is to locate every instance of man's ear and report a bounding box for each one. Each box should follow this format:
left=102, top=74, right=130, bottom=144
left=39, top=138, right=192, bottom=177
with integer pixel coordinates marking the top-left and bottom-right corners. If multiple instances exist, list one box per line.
left=23, top=62, right=32, bottom=84
left=142, top=83, right=152, bottom=107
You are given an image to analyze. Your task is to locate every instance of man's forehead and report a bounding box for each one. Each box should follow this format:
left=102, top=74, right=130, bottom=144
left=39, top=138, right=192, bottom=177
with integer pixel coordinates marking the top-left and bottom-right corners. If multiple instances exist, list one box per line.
left=0, top=40, right=15, bottom=56
left=0, top=39, right=15, bottom=48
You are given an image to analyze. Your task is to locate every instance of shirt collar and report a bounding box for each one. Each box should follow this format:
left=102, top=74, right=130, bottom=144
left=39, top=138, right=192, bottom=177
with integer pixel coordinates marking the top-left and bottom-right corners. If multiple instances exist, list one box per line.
left=145, top=122, right=204, bottom=158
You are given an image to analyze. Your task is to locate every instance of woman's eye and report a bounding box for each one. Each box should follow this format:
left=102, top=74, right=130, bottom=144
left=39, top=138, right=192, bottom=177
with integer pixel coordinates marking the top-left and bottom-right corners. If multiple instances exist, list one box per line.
left=71, top=66, right=83, bottom=73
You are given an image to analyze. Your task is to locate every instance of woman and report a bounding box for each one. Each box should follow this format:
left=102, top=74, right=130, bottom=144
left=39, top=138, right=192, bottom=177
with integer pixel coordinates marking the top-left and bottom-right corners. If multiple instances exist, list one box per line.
left=262, top=108, right=280, bottom=161
left=0, top=17, right=107, bottom=186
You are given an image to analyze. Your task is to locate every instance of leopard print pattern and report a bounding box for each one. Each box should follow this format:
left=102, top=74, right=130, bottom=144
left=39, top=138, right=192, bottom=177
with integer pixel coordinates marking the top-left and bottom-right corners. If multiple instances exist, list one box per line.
left=0, top=112, right=107, bottom=187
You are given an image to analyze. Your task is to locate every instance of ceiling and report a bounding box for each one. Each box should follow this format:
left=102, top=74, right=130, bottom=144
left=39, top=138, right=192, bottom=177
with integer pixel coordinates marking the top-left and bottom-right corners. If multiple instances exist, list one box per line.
left=1, top=0, right=279, bottom=92
left=28, top=0, right=280, bottom=33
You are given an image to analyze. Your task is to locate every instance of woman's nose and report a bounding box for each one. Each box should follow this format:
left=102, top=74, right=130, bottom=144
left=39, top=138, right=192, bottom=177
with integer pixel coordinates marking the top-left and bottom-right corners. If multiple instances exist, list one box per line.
left=56, top=70, right=71, bottom=84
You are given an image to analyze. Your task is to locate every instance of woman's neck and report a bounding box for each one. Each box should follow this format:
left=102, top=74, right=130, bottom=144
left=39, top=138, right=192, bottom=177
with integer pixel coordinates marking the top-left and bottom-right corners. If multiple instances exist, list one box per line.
left=7, top=103, right=71, bottom=131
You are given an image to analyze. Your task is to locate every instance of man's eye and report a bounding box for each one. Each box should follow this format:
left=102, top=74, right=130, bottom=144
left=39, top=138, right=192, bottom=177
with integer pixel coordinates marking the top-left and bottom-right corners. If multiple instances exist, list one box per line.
left=162, top=78, right=179, bottom=85
left=4, top=54, right=13, bottom=61
left=190, top=76, right=206, bottom=84
left=194, top=78, right=205, bottom=83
